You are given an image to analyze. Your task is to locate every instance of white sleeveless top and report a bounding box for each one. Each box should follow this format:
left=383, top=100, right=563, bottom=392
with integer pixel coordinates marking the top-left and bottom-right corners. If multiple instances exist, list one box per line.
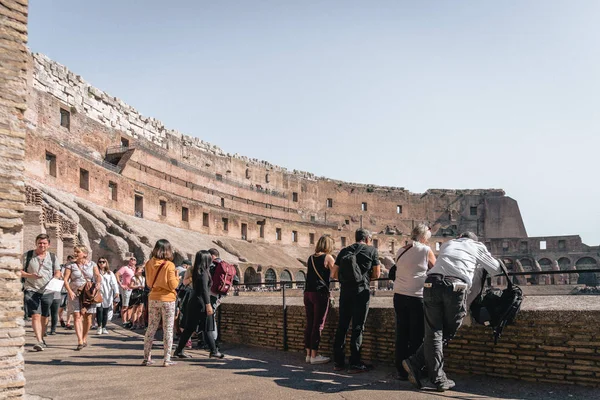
left=393, top=241, right=431, bottom=298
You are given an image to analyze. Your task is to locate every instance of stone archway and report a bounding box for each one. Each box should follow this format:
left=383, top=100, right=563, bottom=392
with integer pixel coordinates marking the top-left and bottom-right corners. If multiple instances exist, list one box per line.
left=295, top=270, right=306, bottom=289
left=265, top=268, right=277, bottom=287
left=243, top=266, right=260, bottom=285
left=576, top=257, right=598, bottom=286
left=280, top=270, right=292, bottom=288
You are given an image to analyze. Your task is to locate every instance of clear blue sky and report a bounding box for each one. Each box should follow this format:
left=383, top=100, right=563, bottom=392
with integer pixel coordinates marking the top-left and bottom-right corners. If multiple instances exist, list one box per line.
left=29, top=1, right=600, bottom=245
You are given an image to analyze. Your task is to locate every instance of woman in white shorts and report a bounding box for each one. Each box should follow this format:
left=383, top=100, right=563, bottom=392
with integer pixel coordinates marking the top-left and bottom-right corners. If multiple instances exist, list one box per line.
left=63, top=246, right=101, bottom=350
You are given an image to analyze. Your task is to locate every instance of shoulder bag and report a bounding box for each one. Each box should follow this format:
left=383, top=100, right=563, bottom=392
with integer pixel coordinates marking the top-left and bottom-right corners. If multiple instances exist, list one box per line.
left=388, top=244, right=413, bottom=282
left=76, top=263, right=103, bottom=311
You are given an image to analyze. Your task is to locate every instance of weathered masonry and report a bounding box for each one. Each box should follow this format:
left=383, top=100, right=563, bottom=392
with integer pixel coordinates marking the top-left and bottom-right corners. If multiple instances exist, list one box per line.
left=0, top=0, right=28, bottom=397
left=22, top=52, right=598, bottom=280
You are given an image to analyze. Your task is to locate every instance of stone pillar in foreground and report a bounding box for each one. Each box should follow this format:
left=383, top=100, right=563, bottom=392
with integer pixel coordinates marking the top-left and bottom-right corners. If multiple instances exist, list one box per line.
left=0, top=1, right=29, bottom=397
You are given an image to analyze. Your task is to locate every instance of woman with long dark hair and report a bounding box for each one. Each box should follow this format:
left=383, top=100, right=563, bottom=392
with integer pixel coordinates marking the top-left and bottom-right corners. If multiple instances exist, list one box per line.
left=96, top=257, right=120, bottom=335
left=173, top=250, right=224, bottom=359
left=142, top=239, right=179, bottom=367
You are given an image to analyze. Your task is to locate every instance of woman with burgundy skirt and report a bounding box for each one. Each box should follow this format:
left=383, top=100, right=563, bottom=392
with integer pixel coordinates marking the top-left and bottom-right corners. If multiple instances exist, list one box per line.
left=304, top=235, right=337, bottom=364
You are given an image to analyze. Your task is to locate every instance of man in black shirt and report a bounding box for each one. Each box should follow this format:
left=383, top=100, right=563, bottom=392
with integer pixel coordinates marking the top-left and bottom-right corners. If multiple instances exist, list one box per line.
left=333, top=228, right=381, bottom=373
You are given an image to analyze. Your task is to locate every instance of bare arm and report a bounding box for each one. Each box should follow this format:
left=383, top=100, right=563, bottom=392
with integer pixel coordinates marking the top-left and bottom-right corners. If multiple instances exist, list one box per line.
left=370, top=264, right=381, bottom=280
left=427, top=250, right=436, bottom=270
left=63, top=268, right=75, bottom=300
left=93, top=265, right=102, bottom=287
left=325, top=254, right=337, bottom=278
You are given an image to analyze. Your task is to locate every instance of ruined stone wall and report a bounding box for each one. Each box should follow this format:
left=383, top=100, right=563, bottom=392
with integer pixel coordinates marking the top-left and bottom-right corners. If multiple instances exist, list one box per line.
left=0, top=0, right=28, bottom=397
left=220, top=301, right=600, bottom=388
left=26, top=53, right=527, bottom=247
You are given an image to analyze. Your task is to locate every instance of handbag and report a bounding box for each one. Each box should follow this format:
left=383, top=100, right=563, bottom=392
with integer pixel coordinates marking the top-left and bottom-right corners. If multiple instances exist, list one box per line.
left=75, top=263, right=103, bottom=311
left=388, top=244, right=413, bottom=282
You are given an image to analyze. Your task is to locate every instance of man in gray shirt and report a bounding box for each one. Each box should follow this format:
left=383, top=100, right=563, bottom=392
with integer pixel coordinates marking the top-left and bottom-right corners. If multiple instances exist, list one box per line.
left=403, top=232, right=500, bottom=392
left=22, top=233, right=61, bottom=351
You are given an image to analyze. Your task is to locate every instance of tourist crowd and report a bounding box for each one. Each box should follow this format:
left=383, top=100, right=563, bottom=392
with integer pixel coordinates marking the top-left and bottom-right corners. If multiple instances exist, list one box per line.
left=23, top=224, right=500, bottom=391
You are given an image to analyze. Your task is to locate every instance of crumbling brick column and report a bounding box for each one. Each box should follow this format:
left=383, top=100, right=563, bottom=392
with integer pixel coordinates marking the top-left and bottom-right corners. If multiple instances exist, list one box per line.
left=46, top=224, right=63, bottom=263
left=0, top=1, right=28, bottom=397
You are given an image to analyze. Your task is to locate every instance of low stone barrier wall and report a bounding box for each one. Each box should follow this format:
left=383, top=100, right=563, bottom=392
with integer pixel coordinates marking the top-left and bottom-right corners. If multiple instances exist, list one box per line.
left=219, top=296, right=600, bottom=387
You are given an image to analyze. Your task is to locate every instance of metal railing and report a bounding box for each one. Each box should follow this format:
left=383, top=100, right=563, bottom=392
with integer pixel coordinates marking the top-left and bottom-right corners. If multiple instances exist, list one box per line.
left=222, top=269, right=600, bottom=352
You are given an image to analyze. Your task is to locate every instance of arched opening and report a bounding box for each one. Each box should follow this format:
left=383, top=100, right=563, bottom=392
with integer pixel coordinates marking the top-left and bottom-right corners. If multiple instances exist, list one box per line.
left=538, top=258, right=553, bottom=271
left=558, top=257, right=571, bottom=270
left=280, top=270, right=292, bottom=288
left=519, top=258, right=536, bottom=285
left=265, top=268, right=277, bottom=287
left=244, top=266, right=260, bottom=286
left=576, top=257, right=598, bottom=286
left=295, top=270, right=306, bottom=289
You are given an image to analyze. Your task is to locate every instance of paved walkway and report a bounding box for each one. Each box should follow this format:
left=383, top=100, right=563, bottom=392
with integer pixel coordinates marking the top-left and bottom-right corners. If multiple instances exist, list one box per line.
left=24, top=323, right=598, bottom=400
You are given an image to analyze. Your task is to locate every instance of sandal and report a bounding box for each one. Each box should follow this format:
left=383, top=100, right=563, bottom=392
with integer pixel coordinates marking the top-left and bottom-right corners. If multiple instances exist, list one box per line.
left=141, top=359, right=155, bottom=366
left=75, top=344, right=84, bottom=351
left=162, top=360, right=177, bottom=367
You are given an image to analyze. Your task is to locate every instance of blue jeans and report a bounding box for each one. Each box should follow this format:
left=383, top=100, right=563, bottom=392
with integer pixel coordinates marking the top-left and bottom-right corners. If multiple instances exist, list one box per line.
left=408, top=275, right=467, bottom=385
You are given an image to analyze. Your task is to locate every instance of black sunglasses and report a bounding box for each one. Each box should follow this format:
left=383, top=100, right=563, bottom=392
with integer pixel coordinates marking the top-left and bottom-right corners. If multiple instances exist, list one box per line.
left=98, top=260, right=107, bottom=264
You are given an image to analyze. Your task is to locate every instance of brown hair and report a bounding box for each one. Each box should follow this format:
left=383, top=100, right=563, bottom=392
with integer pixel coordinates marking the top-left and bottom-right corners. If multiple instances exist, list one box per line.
left=97, top=257, right=110, bottom=272
left=314, top=235, right=334, bottom=254
left=35, top=233, right=50, bottom=243
left=151, top=239, right=173, bottom=261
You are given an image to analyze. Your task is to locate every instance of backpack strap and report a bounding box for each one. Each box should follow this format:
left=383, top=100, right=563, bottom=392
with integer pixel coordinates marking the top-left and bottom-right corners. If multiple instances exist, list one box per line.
left=24, top=250, right=34, bottom=273
left=50, top=252, right=57, bottom=274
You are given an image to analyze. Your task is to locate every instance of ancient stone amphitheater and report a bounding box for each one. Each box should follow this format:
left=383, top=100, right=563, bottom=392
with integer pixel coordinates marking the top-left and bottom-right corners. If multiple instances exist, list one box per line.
left=23, top=52, right=599, bottom=286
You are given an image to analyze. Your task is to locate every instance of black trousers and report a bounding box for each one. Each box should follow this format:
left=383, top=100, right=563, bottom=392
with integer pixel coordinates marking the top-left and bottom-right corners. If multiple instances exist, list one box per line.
left=50, top=298, right=61, bottom=332
left=176, top=326, right=217, bottom=354
left=333, top=288, right=370, bottom=366
left=394, top=293, right=424, bottom=375
left=96, top=307, right=110, bottom=328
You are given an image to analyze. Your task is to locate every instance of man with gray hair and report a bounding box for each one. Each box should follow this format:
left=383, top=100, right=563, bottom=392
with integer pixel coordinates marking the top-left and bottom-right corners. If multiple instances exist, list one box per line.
left=403, top=232, right=500, bottom=392
left=333, top=228, right=381, bottom=373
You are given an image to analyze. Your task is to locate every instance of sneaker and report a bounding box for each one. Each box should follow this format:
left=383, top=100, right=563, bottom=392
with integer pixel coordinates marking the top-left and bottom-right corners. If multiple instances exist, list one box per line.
left=60, top=320, right=66, bottom=328
left=402, top=359, right=422, bottom=389
left=41, top=339, right=47, bottom=347
left=436, top=379, right=455, bottom=392
left=102, top=328, right=109, bottom=334
left=48, top=330, right=56, bottom=335
left=310, top=355, right=331, bottom=365
left=97, top=328, right=103, bottom=335
left=305, top=355, right=311, bottom=363
left=173, top=352, right=192, bottom=359
left=33, top=343, right=44, bottom=352
left=163, top=360, right=177, bottom=367
left=141, top=359, right=155, bottom=366
left=209, top=352, right=225, bottom=359
left=348, top=363, right=373, bottom=374
left=91, top=325, right=97, bottom=330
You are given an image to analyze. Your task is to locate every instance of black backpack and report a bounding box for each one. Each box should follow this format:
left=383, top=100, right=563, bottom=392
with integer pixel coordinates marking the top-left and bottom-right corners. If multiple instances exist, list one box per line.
left=470, top=259, right=523, bottom=344
left=338, top=244, right=366, bottom=285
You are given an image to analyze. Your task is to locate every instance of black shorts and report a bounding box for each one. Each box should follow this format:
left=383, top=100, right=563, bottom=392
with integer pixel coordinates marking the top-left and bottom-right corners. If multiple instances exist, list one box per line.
left=24, top=291, right=54, bottom=317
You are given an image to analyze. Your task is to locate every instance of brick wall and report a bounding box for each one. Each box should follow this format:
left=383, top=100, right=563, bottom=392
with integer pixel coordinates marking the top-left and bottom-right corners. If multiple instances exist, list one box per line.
left=0, top=0, right=28, bottom=398
left=219, top=303, right=600, bottom=388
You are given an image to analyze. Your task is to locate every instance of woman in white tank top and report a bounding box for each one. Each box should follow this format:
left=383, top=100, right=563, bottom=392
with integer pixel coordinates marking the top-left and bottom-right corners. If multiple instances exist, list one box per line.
left=393, top=224, right=436, bottom=379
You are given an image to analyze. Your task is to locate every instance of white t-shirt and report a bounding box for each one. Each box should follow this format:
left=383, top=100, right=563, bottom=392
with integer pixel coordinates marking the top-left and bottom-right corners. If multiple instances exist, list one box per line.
left=428, top=238, right=500, bottom=288
left=393, top=241, right=431, bottom=298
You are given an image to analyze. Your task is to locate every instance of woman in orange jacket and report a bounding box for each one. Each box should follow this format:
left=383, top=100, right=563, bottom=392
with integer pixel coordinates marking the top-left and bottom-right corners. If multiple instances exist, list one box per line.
left=142, top=239, right=180, bottom=367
